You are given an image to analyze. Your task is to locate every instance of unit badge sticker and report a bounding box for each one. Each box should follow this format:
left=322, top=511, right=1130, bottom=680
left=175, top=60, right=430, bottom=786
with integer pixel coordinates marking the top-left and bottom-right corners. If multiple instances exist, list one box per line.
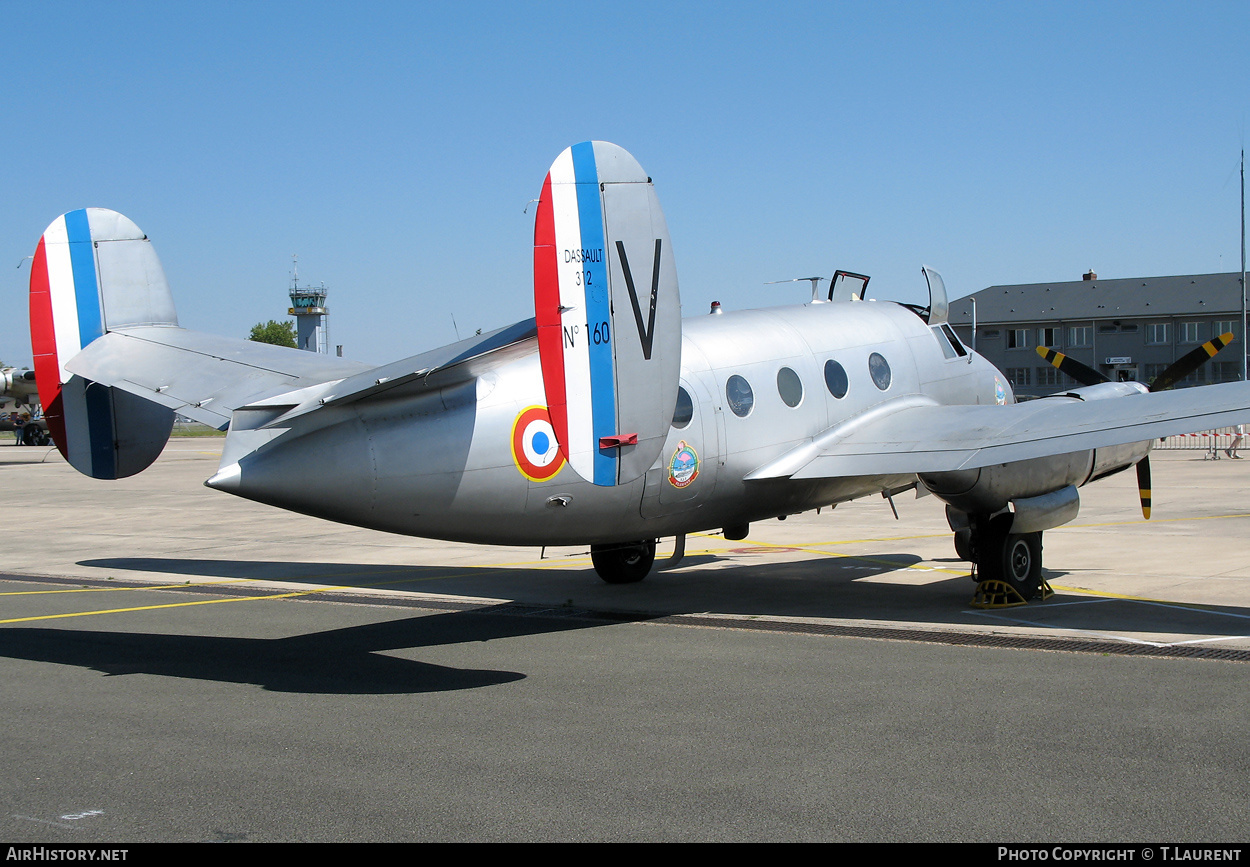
left=511, top=405, right=566, bottom=482
left=667, top=440, right=700, bottom=488
left=994, top=376, right=1007, bottom=405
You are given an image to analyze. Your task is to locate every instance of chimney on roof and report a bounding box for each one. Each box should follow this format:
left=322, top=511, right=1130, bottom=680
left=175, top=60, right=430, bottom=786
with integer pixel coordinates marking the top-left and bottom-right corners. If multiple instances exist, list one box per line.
left=1083, top=269, right=1097, bottom=281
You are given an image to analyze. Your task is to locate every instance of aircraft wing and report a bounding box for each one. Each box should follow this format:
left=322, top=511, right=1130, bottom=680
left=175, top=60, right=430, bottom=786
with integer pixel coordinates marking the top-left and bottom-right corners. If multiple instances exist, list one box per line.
left=746, top=383, right=1250, bottom=480
left=64, top=318, right=538, bottom=429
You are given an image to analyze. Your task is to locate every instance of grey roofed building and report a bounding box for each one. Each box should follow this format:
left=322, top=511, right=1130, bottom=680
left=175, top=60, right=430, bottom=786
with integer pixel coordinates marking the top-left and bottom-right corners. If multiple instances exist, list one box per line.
left=946, top=272, right=1248, bottom=399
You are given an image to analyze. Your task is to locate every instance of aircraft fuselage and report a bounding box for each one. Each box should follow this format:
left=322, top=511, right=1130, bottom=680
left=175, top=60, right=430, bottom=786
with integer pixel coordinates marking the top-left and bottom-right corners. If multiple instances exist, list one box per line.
left=209, top=299, right=1006, bottom=545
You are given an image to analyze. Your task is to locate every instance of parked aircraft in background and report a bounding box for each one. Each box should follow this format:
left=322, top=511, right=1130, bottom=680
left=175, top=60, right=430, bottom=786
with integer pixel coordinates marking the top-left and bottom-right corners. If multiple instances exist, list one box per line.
left=26, top=143, right=1250, bottom=602
left=0, top=366, right=50, bottom=443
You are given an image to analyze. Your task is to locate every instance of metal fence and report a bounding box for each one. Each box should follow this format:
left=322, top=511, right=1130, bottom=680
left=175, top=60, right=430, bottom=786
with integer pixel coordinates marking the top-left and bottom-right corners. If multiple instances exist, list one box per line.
left=1155, top=426, right=1246, bottom=457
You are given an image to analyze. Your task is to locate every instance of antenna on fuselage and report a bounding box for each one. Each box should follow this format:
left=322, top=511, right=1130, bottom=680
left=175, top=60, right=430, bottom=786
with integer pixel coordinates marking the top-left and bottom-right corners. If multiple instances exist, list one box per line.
left=766, top=276, right=827, bottom=303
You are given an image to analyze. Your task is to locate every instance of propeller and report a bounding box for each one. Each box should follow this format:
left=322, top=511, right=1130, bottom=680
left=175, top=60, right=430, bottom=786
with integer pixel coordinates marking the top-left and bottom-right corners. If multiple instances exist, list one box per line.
left=1036, top=332, right=1234, bottom=519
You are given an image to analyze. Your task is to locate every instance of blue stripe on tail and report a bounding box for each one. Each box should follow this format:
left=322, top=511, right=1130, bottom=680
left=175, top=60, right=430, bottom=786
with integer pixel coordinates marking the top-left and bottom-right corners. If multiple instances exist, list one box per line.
left=62, top=209, right=115, bottom=479
left=570, top=142, right=616, bottom=486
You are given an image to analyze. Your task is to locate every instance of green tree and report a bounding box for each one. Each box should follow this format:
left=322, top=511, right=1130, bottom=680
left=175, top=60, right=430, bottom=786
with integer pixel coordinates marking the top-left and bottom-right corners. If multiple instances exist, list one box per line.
left=248, top=320, right=297, bottom=348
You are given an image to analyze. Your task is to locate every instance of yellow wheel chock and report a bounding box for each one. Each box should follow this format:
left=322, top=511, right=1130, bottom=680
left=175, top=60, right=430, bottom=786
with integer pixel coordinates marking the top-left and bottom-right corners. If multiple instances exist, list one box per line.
left=970, top=576, right=1054, bottom=608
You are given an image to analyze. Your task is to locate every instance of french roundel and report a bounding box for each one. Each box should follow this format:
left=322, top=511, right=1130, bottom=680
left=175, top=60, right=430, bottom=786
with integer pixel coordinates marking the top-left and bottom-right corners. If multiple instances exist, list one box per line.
left=511, top=405, right=565, bottom=482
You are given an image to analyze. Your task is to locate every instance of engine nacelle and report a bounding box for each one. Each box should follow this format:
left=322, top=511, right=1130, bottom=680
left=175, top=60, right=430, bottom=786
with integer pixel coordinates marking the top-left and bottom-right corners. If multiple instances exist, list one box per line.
left=919, top=381, right=1151, bottom=531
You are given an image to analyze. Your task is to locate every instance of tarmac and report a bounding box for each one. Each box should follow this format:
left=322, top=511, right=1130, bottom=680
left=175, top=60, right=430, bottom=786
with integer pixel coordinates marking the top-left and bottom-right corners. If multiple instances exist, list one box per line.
left=7, top=437, right=1250, bottom=653
left=2, top=438, right=1248, bottom=842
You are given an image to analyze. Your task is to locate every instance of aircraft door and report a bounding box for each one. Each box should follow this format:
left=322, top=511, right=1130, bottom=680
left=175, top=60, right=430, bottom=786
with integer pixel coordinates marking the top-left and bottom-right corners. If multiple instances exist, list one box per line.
left=640, top=377, right=720, bottom=518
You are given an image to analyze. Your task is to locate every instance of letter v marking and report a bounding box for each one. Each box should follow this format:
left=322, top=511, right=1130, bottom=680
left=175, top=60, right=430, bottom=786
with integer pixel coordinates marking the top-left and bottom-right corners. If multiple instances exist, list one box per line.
left=615, top=238, right=661, bottom=360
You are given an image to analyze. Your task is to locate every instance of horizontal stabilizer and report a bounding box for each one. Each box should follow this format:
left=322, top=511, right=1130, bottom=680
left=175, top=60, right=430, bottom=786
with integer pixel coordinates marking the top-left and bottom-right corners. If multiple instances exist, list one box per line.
left=65, top=326, right=372, bottom=427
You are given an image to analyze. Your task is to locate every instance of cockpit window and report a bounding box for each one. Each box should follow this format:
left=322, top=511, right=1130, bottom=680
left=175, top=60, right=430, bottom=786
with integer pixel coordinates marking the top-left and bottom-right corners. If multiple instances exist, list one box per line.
left=934, top=324, right=968, bottom=358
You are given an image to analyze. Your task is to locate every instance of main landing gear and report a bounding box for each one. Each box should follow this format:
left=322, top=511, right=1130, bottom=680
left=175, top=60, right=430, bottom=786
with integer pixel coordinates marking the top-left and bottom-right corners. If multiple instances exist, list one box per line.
left=591, top=540, right=657, bottom=584
left=957, top=514, right=1051, bottom=605
left=590, top=537, right=687, bottom=584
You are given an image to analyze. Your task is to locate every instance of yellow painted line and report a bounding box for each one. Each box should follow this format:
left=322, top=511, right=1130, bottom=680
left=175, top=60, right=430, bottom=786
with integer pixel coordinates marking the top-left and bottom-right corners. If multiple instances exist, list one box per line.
left=0, top=579, right=262, bottom=596
left=0, top=586, right=348, bottom=624
left=689, top=532, right=967, bottom=575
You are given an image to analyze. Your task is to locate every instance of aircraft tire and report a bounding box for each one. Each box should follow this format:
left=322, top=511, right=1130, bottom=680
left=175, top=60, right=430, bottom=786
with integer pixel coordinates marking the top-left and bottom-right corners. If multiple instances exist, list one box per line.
left=953, top=528, right=973, bottom=562
left=591, top=540, right=656, bottom=584
left=977, top=518, right=1042, bottom=599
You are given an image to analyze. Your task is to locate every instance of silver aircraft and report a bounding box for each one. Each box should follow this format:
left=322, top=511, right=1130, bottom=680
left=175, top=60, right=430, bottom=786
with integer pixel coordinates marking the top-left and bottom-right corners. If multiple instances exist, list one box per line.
left=27, top=142, right=1250, bottom=601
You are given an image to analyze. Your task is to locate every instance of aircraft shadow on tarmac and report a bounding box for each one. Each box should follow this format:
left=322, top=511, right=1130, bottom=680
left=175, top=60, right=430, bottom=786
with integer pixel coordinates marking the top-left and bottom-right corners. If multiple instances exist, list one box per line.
left=77, top=554, right=1250, bottom=640
left=0, top=605, right=637, bottom=695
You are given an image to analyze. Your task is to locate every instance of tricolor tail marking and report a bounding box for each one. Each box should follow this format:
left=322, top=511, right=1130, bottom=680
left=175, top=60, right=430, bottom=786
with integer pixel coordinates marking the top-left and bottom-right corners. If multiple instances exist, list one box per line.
left=534, top=143, right=618, bottom=486
left=29, top=209, right=116, bottom=478
left=534, top=142, right=683, bottom=488
left=29, top=208, right=177, bottom=480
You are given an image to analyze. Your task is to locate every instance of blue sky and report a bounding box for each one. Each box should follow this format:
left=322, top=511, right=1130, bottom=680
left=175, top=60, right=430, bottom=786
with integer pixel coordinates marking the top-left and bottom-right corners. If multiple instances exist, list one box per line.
left=3, top=1, right=1248, bottom=365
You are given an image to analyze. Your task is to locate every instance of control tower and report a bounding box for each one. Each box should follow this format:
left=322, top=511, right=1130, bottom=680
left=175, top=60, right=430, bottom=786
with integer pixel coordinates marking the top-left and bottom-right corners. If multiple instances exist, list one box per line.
left=287, top=256, right=329, bottom=354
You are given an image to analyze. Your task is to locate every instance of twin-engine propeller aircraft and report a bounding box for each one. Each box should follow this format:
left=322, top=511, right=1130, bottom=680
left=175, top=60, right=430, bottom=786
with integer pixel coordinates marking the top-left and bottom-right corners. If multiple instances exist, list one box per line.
left=28, top=142, right=1250, bottom=601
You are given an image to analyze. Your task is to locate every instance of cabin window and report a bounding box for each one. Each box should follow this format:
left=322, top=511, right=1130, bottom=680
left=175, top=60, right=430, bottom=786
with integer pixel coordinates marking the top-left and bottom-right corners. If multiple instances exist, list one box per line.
left=824, top=360, right=848, bottom=399
left=672, top=387, right=693, bottom=429
left=725, top=375, right=754, bottom=417
left=777, top=367, right=803, bottom=407
left=868, top=353, right=891, bottom=391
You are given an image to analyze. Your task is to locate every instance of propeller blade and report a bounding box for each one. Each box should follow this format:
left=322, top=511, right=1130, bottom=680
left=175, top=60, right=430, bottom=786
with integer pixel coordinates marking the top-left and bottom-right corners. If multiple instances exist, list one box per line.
left=1136, top=456, right=1152, bottom=520
left=1148, top=332, right=1235, bottom=392
left=1035, top=346, right=1108, bottom=387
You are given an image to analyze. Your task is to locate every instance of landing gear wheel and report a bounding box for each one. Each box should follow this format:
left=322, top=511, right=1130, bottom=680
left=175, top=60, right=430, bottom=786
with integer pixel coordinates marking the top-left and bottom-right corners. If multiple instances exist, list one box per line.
left=976, top=517, right=1043, bottom=600
left=953, top=528, right=973, bottom=562
left=591, top=540, right=657, bottom=584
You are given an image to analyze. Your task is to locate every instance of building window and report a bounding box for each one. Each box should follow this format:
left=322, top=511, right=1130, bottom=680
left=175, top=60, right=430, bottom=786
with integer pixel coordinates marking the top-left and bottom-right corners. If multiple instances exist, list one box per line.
left=1180, top=322, right=1202, bottom=344
left=1005, top=367, right=1031, bottom=387
left=1213, top=362, right=1242, bottom=383
left=1038, top=327, right=1061, bottom=348
left=1180, top=367, right=1204, bottom=387
left=1037, top=366, right=1061, bottom=387
left=1007, top=329, right=1030, bottom=350
left=1069, top=326, right=1092, bottom=347
left=1145, top=323, right=1170, bottom=345
left=1144, top=363, right=1168, bottom=384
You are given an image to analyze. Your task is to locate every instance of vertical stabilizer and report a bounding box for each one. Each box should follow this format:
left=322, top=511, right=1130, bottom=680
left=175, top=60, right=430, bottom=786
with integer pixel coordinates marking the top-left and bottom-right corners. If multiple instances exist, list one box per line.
left=533, top=142, right=682, bottom=486
left=29, top=209, right=176, bottom=478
